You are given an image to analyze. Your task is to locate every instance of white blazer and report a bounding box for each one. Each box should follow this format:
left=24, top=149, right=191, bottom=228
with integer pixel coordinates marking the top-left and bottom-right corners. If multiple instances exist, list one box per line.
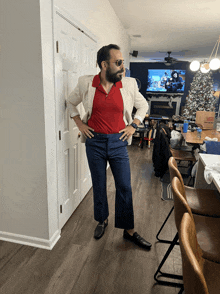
left=66, top=75, right=149, bottom=145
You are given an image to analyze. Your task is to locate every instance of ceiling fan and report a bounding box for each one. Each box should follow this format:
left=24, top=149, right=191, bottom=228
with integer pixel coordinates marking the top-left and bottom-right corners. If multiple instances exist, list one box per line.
left=164, top=51, right=178, bottom=64
left=151, top=51, right=185, bottom=65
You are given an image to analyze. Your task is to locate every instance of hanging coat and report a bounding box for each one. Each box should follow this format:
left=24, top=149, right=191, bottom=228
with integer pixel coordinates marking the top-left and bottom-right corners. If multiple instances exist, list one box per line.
left=152, top=124, right=172, bottom=178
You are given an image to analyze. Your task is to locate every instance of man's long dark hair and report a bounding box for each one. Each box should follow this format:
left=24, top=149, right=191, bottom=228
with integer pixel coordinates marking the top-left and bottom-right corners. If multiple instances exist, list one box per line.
left=171, top=71, right=179, bottom=79
left=97, top=44, right=120, bottom=69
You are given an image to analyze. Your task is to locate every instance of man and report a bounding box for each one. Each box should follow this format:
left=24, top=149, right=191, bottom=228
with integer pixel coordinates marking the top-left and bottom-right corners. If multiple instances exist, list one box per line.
left=165, top=71, right=184, bottom=92
left=66, top=44, right=151, bottom=249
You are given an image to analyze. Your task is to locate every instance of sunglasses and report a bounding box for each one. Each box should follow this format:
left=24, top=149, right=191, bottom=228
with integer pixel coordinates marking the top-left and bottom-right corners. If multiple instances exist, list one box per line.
left=106, top=59, right=124, bottom=67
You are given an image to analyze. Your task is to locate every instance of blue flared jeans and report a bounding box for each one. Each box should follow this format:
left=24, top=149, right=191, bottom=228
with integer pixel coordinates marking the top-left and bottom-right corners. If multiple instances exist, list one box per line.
left=85, top=132, right=134, bottom=230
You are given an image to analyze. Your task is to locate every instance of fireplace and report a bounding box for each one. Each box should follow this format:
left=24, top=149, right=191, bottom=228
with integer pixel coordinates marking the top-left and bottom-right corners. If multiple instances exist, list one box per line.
left=147, top=96, right=181, bottom=116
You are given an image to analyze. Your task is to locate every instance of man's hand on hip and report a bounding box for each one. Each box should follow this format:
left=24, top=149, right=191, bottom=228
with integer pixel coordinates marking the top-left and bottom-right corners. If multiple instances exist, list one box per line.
left=119, top=125, right=136, bottom=141
left=78, top=123, right=94, bottom=138
left=71, top=115, right=94, bottom=138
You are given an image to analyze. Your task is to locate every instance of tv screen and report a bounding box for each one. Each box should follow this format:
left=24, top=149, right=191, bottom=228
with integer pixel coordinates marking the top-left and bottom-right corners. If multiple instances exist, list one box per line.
left=146, top=69, right=186, bottom=93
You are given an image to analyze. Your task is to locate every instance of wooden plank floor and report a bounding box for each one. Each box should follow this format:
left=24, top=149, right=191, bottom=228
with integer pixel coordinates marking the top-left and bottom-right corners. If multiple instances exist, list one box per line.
left=0, top=141, right=182, bottom=294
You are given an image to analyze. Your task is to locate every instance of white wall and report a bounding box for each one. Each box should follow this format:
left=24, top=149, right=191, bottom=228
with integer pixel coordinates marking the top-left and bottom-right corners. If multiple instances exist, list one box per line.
left=0, top=0, right=50, bottom=242
left=54, top=0, right=131, bottom=67
left=0, top=0, right=130, bottom=249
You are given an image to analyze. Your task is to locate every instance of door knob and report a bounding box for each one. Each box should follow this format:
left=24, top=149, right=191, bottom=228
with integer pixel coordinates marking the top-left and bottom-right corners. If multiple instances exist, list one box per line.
left=78, top=132, right=81, bottom=138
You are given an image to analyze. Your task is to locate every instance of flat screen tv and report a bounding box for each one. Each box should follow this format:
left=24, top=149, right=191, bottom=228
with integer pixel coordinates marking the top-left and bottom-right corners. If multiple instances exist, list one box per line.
left=146, top=69, right=186, bottom=93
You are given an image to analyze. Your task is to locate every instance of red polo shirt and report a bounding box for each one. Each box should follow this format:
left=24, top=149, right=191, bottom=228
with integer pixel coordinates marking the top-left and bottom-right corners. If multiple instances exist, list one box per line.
left=87, top=73, right=126, bottom=134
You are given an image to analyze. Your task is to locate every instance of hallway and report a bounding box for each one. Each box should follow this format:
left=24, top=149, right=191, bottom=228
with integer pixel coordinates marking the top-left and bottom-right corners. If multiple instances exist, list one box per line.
left=0, top=142, right=182, bottom=294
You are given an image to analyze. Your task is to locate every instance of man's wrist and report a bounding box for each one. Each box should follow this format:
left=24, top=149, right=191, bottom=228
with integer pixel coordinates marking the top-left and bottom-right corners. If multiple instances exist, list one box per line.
left=130, top=122, right=138, bottom=129
left=71, top=115, right=84, bottom=127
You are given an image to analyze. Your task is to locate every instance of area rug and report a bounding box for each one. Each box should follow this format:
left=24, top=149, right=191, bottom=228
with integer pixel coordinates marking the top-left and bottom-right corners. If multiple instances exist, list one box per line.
left=160, top=166, right=192, bottom=201
left=160, top=173, right=173, bottom=201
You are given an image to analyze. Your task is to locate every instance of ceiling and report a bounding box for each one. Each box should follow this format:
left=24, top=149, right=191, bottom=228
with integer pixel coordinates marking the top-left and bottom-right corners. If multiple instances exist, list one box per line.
left=108, top=0, right=220, bottom=63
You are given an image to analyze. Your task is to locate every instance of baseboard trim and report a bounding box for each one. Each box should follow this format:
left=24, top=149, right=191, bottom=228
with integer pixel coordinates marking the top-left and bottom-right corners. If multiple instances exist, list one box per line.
left=0, top=229, right=61, bottom=250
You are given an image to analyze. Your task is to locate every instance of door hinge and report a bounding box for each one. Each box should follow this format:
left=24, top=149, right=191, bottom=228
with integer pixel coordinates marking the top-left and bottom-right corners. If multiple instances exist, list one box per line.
left=60, top=205, right=63, bottom=213
left=56, top=41, right=59, bottom=53
left=59, top=131, right=61, bottom=140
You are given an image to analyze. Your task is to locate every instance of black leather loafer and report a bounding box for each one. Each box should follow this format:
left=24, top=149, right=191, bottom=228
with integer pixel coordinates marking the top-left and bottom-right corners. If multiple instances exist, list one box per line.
left=123, top=230, right=152, bottom=249
left=94, top=219, right=108, bottom=239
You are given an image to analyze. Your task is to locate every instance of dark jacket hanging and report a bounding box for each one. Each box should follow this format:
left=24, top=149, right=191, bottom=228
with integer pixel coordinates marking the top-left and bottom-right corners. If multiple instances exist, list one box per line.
left=152, top=124, right=172, bottom=178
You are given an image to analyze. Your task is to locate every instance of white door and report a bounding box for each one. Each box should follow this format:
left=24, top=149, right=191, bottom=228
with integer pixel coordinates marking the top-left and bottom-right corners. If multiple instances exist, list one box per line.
left=54, top=9, right=97, bottom=229
left=79, top=33, right=97, bottom=200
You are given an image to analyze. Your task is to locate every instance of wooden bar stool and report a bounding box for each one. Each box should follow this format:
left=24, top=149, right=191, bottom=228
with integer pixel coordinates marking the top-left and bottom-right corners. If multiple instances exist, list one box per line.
left=156, top=157, right=220, bottom=244
left=169, top=157, right=220, bottom=218
left=172, top=177, right=220, bottom=264
left=179, top=213, right=220, bottom=294
left=170, top=148, right=196, bottom=164
left=154, top=176, right=220, bottom=289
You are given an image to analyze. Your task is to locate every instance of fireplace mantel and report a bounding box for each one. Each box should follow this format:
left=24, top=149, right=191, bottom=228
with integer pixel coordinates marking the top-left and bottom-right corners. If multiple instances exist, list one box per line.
left=147, top=95, right=181, bottom=116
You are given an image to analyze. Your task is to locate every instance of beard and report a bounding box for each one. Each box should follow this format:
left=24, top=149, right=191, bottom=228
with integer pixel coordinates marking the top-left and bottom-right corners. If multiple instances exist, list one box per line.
left=106, top=66, right=124, bottom=84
